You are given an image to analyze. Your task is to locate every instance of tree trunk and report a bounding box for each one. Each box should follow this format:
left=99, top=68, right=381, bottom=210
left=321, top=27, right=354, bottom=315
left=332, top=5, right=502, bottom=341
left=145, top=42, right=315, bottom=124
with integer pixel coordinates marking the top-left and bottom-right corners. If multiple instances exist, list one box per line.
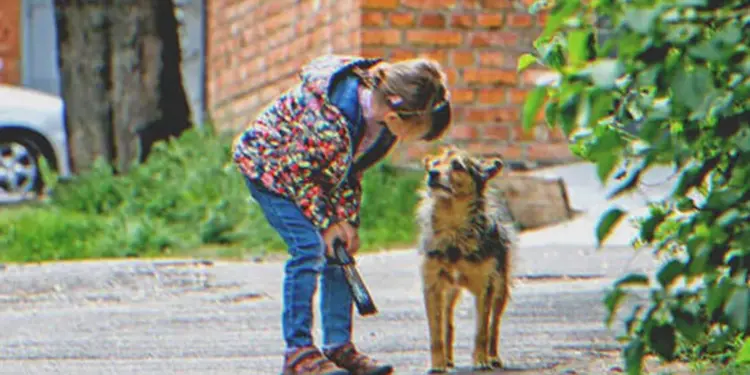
left=54, top=1, right=114, bottom=173
left=54, top=0, right=192, bottom=174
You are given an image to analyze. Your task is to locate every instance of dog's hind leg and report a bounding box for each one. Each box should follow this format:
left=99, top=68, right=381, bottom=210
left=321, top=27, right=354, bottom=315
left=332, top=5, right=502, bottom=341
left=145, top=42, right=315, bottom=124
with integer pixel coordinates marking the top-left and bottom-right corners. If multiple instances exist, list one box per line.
left=444, top=287, right=460, bottom=369
left=488, top=282, right=509, bottom=368
left=422, top=259, right=449, bottom=373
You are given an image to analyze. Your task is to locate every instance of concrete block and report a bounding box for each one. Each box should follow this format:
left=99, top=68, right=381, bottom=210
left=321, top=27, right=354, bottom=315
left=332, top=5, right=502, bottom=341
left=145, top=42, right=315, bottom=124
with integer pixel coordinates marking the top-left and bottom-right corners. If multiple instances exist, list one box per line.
left=493, top=173, right=575, bottom=231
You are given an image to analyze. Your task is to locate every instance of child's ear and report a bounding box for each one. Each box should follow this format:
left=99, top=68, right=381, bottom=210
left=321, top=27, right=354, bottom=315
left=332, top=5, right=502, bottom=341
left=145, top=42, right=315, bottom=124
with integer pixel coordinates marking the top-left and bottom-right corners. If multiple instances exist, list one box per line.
left=482, top=158, right=504, bottom=180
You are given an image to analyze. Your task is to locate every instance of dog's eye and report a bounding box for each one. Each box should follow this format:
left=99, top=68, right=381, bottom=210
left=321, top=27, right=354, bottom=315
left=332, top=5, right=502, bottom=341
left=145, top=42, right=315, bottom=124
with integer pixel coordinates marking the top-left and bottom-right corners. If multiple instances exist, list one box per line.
left=451, top=160, right=465, bottom=171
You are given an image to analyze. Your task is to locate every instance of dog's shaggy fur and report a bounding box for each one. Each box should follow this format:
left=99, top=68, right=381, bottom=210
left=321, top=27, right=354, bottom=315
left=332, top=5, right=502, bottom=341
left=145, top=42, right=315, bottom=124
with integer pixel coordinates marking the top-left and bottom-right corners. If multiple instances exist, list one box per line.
left=416, top=146, right=517, bottom=373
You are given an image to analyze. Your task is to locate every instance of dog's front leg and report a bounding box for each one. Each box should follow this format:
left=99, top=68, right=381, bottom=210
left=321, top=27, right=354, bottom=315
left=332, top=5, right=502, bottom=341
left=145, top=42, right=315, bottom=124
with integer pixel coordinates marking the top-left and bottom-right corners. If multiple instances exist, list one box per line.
left=472, top=285, right=494, bottom=371
left=444, top=287, right=460, bottom=369
left=422, top=260, right=448, bottom=373
left=488, top=283, right=509, bottom=368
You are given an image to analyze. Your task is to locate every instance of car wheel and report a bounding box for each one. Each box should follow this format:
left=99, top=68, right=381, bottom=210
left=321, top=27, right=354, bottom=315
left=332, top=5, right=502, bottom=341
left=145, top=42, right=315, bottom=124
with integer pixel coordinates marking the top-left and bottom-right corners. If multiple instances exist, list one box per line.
left=0, top=138, right=43, bottom=196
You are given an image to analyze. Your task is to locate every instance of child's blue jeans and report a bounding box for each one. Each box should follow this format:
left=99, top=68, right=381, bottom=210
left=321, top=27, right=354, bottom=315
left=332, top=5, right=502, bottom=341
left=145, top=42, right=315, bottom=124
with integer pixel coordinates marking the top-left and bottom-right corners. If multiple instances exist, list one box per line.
left=245, top=178, right=353, bottom=350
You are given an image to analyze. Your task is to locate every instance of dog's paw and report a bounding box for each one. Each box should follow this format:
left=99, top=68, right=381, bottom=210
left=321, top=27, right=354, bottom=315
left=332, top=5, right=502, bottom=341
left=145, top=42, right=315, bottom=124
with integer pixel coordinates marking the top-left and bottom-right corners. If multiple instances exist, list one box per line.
left=427, top=367, right=448, bottom=374
left=472, top=361, right=493, bottom=371
left=489, top=356, right=504, bottom=369
left=446, top=361, right=455, bottom=368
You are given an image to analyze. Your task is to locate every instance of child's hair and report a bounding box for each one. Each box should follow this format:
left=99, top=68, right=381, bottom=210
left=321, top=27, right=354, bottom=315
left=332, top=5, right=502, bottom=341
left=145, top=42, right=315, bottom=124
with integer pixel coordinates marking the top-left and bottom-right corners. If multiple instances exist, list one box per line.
left=355, top=58, right=451, bottom=141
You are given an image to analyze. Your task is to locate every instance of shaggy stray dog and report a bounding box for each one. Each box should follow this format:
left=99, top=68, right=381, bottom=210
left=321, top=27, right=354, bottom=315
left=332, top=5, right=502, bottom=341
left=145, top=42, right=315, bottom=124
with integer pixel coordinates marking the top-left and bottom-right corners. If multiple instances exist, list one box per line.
left=416, top=146, right=517, bottom=373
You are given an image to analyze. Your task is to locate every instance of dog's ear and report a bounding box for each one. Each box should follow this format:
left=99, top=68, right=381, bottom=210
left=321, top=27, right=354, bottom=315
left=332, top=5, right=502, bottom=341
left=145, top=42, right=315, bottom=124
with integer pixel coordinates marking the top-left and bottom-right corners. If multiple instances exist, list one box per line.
left=422, top=156, right=433, bottom=171
left=481, top=158, right=504, bottom=181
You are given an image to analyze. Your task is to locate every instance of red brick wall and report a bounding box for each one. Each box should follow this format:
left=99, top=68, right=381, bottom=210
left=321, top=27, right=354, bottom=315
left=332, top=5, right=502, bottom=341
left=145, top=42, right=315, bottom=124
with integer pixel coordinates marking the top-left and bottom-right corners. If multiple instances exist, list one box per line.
left=206, top=0, right=362, bottom=130
left=205, top=0, right=575, bottom=168
left=359, top=0, right=572, bottom=167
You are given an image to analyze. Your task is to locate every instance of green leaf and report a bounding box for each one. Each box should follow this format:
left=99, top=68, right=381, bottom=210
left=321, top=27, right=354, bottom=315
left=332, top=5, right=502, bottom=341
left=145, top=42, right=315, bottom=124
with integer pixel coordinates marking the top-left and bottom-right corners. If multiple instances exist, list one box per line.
left=615, top=273, right=650, bottom=288
left=604, top=288, right=627, bottom=327
left=735, top=127, right=750, bottom=153
left=622, top=8, right=660, bottom=34
left=517, top=53, right=538, bottom=72
left=522, top=87, right=548, bottom=131
left=586, top=59, right=625, bottom=89
left=677, top=0, right=707, bottom=6
left=624, top=338, right=645, bottom=375
left=540, top=0, right=581, bottom=39
left=639, top=211, right=667, bottom=244
left=725, top=286, right=750, bottom=331
left=737, top=338, right=750, bottom=364
left=648, top=323, right=676, bottom=361
left=673, top=308, right=701, bottom=342
left=544, top=101, right=559, bottom=128
left=597, top=208, right=627, bottom=248
left=671, top=66, right=716, bottom=112
left=567, top=29, right=593, bottom=66
left=656, top=260, right=683, bottom=289
left=596, top=152, right=620, bottom=184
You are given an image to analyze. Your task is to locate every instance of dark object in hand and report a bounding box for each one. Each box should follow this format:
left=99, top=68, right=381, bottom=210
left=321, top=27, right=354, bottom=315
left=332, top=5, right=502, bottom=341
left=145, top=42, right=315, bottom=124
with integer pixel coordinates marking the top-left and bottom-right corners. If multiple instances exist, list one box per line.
left=329, top=239, right=378, bottom=316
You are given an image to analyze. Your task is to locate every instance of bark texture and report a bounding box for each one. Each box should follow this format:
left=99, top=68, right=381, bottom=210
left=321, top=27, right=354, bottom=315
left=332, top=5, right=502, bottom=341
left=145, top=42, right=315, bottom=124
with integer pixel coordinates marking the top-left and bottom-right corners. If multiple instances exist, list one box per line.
left=54, top=0, right=192, bottom=174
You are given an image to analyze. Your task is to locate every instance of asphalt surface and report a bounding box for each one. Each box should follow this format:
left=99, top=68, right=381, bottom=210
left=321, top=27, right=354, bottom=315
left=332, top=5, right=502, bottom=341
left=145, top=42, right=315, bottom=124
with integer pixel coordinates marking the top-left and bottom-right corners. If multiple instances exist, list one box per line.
left=0, top=163, right=686, bottom=375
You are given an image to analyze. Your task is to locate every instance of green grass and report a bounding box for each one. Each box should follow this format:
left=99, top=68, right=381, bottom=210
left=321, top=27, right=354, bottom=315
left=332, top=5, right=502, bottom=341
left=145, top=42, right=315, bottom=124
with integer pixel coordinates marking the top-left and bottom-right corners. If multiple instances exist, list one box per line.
left=0, top=127, right=424, bottom=263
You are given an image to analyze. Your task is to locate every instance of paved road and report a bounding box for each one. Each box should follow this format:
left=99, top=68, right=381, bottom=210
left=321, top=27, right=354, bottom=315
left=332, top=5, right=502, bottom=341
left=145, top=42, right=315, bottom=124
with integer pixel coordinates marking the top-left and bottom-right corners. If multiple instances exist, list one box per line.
left=0, top=163, right=686, bottom=375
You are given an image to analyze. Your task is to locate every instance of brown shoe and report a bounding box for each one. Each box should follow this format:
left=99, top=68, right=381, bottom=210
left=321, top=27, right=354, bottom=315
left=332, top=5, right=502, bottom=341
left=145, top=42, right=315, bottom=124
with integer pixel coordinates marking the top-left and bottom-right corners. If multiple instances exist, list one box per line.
left=282, top=346, right=349, bottom=375
left=324, top=343, right=393, bottom=375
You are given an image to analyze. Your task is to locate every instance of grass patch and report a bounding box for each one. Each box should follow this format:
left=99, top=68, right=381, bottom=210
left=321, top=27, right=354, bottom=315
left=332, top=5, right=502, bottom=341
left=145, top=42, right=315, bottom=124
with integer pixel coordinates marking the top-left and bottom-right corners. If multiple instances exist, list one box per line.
left=0, top=127, right=424, bottom=263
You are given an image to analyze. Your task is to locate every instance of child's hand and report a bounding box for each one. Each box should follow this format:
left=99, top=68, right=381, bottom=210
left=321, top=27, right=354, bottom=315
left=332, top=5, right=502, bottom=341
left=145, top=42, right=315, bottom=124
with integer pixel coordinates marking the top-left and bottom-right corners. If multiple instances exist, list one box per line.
left=322, top=221, right=360, bottom=257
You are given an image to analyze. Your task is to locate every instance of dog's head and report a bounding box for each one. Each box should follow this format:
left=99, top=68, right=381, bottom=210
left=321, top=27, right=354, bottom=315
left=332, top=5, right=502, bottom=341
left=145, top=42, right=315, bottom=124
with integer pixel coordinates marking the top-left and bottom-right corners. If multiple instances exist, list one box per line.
left=422, top=146, right=504, bottom=198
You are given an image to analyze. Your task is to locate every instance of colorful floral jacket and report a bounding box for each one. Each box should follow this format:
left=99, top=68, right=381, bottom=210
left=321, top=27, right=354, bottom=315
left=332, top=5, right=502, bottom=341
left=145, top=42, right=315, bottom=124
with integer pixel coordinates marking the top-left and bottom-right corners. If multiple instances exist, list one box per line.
left=233, top=55, right=392, bottom=231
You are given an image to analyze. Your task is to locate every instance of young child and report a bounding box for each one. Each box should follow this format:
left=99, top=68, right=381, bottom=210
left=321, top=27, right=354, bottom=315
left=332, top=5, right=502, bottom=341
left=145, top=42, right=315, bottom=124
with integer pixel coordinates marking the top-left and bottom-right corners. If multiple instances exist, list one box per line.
left=233, top=55, right=452, bottom=375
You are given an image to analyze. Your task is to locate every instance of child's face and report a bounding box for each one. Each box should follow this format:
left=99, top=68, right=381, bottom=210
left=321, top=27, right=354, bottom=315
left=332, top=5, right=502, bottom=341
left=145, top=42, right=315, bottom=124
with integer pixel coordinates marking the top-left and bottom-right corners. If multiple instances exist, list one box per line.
left=382, top=112, right=430, bottom=142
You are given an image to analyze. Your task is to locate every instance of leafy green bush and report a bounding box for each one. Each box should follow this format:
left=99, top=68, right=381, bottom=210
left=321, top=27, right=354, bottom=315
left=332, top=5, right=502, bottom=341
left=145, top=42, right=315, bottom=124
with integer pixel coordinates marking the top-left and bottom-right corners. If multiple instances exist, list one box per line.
left=0, top=127, right=425, bottom=263
left=523, top=0, right=749, bottom=373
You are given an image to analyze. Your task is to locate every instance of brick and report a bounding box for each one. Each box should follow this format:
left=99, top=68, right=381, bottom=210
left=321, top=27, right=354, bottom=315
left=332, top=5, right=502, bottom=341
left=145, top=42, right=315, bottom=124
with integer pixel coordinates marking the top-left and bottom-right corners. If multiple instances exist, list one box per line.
left=391, top=49, right=418, bottom=60
left=362, top=11, right=386, bottom=27
left=512, top=125, right=536, bottom=142
left=450, top=125, right=480, bottom=140
left=363, top=0, right=400, bottom=9
left=476, top=13, right=503, bottom=29
left=390, top=12, right=416, bottom=27
left=549, top=127, right=568, bottom=142
left=444, top=68, right=459, bottom=85
left=420, top=50, right=449, bottom=65
left=362, top=48, right=387, bottom=58
left=526, top=143, right=575, bottom=162
left=451, top=88, right=476, bottom=104
left=451, top=50, right=475, bottom=67
left=478, top=51, right=504, bottom=67
left=484, top=125, right=511, bottom=140
left=477, top=88, right=505, bottom=104
left=464, top=69, right=518, bottom=86
left=451, top=14, right=474, bottom=28
left=507, top=13, right=534, bottom=28
left=464, top=108, right=519, bottom=123
left=508, top=88, right=529, bottom=104
left=419, top=13, right=447, bottom=28
left=362, top=30, right=403, bottom=46
left=406, top=30, right=463, bottom=46
left=467, top=143, right=523, bottom=160
left=461, top=0, right=480, bottom=8
left=470, top=32, right=519, bottom=47
left=402, top=0, right=458, bottom=9
left=480, top=0, right=512, bottom=9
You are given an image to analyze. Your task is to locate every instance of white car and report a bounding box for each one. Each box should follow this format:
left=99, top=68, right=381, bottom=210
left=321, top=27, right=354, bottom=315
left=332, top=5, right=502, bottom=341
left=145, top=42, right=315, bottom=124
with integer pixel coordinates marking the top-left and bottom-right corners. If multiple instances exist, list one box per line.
left=0, top=84, right=71, bottom=198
